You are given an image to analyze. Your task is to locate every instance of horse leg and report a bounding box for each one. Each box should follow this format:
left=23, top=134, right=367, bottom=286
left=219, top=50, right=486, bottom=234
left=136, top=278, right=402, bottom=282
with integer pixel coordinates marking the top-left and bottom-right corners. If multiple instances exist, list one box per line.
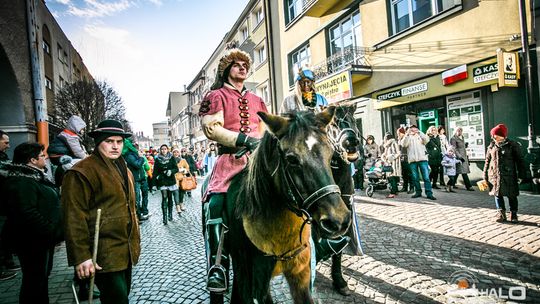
left=284, top=269, right=314, bottom=304
left=331, top=253, right=350, bottom=296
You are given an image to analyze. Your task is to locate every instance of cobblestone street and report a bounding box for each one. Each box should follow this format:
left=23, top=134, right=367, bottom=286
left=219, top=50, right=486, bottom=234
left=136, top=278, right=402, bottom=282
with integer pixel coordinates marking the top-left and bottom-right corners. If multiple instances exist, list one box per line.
left=1, top=179, right=539, bottom=303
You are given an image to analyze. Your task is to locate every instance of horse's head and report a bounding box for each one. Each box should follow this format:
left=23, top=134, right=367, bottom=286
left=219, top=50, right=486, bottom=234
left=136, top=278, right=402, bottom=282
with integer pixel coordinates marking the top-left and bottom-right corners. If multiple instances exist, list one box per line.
left=254, top=107, right=351, bottom=239
left=328, top=103, right=360, bottom=162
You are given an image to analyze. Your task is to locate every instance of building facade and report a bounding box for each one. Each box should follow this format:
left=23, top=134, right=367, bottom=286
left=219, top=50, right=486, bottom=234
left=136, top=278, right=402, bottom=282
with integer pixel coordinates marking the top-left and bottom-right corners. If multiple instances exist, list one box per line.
left=0, top=0, right=93, bottom=158
left=270, top=0, right=538, bottom=180
left=152, top=121, right=170, bottom=148
left=166, top=91, right=190, bottom=149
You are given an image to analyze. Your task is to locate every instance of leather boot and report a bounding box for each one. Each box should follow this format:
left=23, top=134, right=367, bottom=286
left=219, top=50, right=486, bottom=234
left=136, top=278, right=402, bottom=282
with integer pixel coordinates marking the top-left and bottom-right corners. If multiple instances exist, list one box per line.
left=315, top=236, right=351, bottom=262
left=206, top=221, right=229, bottom=293
left=168, top=202, right=173, bottom=221
left=162, top=203, right=168, bottom=225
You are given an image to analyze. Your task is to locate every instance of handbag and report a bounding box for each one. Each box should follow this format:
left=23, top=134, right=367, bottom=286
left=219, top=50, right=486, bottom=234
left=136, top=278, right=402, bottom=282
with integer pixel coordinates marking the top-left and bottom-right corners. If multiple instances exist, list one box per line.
left=180, top=173, right=197, bottom=191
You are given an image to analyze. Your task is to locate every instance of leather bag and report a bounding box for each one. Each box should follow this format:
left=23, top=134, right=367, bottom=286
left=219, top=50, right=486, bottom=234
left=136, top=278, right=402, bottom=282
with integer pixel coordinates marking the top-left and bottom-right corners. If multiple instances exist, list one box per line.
left=180, top=173, right=197, bottom=191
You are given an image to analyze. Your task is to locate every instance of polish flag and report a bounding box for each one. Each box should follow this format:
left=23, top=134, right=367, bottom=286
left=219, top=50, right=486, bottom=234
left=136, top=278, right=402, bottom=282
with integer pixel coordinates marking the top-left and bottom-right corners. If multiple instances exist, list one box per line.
left=442, top=65, right=468, bottom=85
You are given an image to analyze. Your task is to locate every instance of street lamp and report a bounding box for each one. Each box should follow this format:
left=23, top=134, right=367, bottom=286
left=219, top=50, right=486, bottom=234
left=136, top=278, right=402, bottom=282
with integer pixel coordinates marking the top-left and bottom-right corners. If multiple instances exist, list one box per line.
left=518, top=0, right=540, bottom=192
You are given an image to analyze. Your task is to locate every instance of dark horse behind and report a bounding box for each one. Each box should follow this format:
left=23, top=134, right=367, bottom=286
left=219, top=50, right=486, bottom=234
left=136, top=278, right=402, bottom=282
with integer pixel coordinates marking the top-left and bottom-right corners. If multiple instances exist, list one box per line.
left=324, top=102, right=363, bottom=295
left=225, top=107, right=351, bottom=303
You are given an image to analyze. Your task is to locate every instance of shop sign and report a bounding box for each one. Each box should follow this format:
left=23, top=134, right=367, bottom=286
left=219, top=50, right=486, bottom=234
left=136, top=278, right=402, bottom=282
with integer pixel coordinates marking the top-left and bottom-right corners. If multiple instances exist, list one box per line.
left=473, top=63, right=498, bottom=84
left=315, top=71, right=352, bottom=103
left=418, top=109, right=435, bottom=119
left=376, top=82, right=428, bottom=101
left=497, top=49, right=520, bottom=87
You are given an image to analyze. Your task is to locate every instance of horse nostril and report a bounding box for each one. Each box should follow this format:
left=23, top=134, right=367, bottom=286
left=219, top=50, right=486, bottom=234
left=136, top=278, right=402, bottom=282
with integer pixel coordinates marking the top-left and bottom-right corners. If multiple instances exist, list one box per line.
left=320, top=218, right=340, bottom=233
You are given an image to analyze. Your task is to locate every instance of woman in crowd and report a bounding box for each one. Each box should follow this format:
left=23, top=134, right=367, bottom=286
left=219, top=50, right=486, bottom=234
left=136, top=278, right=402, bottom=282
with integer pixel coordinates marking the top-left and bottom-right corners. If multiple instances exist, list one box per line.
left=484, top=124, right=527, bottom=223
left=438, top=126, right=449, bottom=186
left=153, top=144, right=179, bottom=225
left=172, top=148, right=190, bottom=215
left=381, top=133, right=402, bottom=198
left=3, top=143, right=63, bottom=303
left=204, top=143, right=218, bottom=175
left=363, top=135, right=380, bottom=177
left=450, top=127, right=474, bottom=191
left=426, top=126, right=443, bottom=189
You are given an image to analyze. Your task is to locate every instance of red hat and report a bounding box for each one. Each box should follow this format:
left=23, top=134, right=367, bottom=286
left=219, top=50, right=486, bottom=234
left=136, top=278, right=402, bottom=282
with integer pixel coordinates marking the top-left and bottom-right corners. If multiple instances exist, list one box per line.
left=490, top=123, right=508, bottom=138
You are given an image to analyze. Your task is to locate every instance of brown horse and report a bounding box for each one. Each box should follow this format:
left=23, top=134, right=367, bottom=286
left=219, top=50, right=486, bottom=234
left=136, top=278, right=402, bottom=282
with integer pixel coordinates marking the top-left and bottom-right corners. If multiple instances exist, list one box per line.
left=225, top=107, right=351, bottom=303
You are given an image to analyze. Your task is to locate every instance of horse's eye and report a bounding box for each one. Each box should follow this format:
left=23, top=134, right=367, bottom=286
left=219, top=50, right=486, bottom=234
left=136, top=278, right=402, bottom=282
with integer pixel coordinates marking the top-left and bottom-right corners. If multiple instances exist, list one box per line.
left=285, top=153, right=300, bottom=166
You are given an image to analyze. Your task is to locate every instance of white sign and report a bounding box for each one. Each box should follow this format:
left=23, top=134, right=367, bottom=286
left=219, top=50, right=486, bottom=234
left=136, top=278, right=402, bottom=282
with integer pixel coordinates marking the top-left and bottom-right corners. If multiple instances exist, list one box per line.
left=447, top=90, right=485, bottom=160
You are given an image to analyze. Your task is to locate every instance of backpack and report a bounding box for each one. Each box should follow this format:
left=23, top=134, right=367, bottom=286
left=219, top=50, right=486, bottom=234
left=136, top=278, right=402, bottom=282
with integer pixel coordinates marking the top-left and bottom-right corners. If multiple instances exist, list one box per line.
left=47, top=135, right=72, bottom=165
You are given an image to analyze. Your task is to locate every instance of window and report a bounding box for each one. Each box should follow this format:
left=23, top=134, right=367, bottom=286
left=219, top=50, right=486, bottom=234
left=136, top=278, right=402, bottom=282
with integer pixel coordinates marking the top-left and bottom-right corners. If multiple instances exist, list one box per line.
left=42, top=40, right=50, bottom=55
left=241, top=25, right=249, bottom=42
left=58, top=76, right=65, bottom=89
left=289, top=44, right=311, bottom=85
left=328, top=10, right=362, bottom=70
left=253, top=7, right=264, bottom=27
left=45, top=77, right=53, bottom=90
left=257, top=84, right=269, bottom=104
left=286, top=0, right=303, bottom=24
left=256, top=44, right=266, bottom=65
left=390, top=0, right=457, bottom=34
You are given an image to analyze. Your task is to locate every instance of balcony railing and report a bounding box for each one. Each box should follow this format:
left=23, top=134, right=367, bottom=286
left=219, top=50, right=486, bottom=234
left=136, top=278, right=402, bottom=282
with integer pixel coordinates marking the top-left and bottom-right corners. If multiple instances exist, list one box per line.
left=311, top=47, right=371, bottom=80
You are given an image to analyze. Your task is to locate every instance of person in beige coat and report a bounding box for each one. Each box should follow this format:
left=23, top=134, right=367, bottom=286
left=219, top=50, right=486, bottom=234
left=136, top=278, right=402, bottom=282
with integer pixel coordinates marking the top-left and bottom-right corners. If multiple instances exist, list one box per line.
left=381, top=133, right=401, bottom=198
left=400, top=125, right=436, bottom=200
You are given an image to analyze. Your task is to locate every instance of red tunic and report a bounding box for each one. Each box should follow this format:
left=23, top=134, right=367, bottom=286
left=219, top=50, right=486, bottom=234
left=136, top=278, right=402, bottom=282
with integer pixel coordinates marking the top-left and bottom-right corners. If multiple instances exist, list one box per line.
left=199, top=86, right=268, bottom=197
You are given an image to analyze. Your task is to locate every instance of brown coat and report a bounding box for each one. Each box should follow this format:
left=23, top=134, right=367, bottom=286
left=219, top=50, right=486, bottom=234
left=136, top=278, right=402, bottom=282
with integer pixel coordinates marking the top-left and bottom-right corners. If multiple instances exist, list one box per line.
left=483, top=139, right=526, bottom=197
left=62, top=151, right=141, bottom=273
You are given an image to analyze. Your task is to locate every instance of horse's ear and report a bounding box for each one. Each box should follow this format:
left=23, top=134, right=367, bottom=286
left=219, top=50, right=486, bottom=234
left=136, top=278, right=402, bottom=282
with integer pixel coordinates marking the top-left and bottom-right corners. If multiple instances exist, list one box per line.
left=316, top=105, right=336, bottom=128
left=258, top=111, right=290, bottom=136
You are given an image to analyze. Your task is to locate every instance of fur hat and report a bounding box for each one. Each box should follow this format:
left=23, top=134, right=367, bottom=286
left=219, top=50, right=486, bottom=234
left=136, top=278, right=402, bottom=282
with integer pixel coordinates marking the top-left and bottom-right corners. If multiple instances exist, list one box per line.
left=211, top=49, right=252, bottom=89
left=490, top=123, right=508, bottom=138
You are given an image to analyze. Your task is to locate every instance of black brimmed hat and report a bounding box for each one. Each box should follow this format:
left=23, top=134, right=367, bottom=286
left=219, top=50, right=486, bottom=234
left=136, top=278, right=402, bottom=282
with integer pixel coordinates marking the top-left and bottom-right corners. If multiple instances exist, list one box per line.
left=88, top=119, right=131, bottom=146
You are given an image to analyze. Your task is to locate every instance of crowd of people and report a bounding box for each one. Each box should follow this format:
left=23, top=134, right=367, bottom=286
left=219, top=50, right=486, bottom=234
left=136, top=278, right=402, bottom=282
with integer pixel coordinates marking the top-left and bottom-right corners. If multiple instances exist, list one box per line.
left=0, top=47, right=530, bottom=303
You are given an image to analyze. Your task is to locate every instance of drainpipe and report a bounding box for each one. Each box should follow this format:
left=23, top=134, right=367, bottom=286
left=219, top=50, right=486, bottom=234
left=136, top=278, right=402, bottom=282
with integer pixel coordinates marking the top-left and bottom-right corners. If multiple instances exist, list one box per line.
left=264, top=0, right=277, bottom=113
left=26, top=0, right=49, bottom=147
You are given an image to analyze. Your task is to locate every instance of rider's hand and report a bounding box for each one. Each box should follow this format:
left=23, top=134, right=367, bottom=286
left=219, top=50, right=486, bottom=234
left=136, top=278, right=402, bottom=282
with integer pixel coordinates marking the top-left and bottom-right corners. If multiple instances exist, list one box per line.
left=75, top=259, right=102, bottom=280
left=166, top=170, right=172, bottom=177
left=236, top=133, right=260, bottom=153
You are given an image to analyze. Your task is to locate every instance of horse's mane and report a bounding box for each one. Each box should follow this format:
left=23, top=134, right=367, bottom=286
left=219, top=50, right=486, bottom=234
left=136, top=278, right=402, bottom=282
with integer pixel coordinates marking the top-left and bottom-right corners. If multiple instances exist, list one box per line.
left=235, top=111, right=325, bottom=219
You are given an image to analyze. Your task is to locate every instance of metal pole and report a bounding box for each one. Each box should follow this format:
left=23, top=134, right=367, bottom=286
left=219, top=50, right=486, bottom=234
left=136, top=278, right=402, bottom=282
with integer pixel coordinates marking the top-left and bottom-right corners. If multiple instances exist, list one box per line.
left=518, top=0, right=540, bottom=191
left=89, top=209, right=102, bottom=304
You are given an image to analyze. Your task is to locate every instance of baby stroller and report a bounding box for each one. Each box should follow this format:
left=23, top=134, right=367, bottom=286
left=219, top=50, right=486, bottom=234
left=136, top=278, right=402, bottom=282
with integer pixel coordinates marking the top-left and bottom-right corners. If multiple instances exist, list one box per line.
left=365, top=158, right=393, bottom=197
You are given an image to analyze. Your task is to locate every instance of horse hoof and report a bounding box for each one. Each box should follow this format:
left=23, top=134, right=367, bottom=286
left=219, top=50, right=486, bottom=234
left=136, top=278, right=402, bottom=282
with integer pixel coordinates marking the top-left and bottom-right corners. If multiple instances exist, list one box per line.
left=334, top=285, right=351, bottom=296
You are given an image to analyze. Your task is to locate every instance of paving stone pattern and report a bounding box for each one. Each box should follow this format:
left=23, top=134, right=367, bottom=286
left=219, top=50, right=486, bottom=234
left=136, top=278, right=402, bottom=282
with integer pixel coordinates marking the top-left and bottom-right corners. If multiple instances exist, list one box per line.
left=1, top=180, right=539, bottom=303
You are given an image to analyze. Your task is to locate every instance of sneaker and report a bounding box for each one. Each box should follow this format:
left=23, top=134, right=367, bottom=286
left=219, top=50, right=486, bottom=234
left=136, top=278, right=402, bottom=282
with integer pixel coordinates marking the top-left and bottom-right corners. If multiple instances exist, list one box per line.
left=386, top=194, right=396, bottom=198
left=510, top=212, right=518, bottom=223
left=407, top=189, right=415, bottom=194
left=411, top=193, right=422, bottom=198
left=495, top=210, right=507, bottom=223
left=0, top=270, right=17, bottom=281
left=427, top=195, right=437, bottom=200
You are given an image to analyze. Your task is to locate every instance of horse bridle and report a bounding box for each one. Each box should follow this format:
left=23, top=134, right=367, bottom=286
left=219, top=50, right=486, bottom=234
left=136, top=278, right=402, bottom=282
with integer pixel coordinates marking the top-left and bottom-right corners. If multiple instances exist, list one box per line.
left=327, top=110, right=359, bottom=162
left=265, top=140, right=341, bottom=261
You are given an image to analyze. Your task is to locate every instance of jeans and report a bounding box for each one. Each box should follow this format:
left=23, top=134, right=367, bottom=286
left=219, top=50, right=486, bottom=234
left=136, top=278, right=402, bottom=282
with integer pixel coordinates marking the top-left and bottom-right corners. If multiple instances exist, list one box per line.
left=495, top=196, right=518, bottom=212
left=409, top=161, right=432, bottom=196
left=388, top=176, right=399, bottom=194
left=134, top=179, right=149, bottom=216
left=94, top=267, right=132, bottom=304
left=447, top=175, right=457, bottom=186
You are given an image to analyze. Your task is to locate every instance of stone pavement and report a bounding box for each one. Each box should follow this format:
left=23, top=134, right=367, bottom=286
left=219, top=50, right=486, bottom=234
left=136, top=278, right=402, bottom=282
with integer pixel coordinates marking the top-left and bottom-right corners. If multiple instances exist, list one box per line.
left=1, top=180, right=539, bottom=303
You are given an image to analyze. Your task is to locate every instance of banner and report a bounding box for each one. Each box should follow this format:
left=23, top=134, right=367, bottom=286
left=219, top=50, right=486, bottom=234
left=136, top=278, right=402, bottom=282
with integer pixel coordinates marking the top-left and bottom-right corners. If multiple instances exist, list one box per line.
left=315, top=71, right=352, bottom=104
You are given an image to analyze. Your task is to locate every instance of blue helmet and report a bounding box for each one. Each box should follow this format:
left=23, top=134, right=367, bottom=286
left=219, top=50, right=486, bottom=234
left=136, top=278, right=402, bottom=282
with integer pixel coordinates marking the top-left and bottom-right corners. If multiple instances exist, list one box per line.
left=296, top=68, right=315, bottom=82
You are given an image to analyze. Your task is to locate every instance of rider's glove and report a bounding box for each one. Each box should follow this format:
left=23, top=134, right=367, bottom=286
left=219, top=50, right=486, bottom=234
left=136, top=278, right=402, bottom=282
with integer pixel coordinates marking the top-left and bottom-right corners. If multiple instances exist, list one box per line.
left=236, top=133, right=260, bottom=153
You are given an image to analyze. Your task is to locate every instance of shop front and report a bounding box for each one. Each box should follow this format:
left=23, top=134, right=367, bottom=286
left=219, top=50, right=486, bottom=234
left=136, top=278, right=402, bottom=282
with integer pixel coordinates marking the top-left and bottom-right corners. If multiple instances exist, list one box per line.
left=372, top=57, right=528, bottom=180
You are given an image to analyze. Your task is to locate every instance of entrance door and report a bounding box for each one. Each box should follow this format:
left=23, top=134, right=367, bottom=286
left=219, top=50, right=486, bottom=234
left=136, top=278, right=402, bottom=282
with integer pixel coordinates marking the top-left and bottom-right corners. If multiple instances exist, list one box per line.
left=418, top=109, right=439, bottom=133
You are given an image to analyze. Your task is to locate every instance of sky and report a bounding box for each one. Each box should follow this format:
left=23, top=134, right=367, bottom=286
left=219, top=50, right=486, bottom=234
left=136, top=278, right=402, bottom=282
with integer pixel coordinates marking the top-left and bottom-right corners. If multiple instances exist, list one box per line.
left=46, top=0, right=249, bottom=136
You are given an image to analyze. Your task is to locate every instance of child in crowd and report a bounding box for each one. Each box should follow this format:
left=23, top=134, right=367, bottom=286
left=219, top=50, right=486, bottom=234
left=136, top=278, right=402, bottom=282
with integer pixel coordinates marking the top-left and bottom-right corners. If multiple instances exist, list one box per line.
left=441, top=146, right=461, bottom=192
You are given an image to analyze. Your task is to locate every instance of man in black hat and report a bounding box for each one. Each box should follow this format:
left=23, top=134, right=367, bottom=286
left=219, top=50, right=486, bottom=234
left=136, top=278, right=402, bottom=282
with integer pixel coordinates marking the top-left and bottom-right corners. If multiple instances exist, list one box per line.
left=62, top=119, right=141, bottom=304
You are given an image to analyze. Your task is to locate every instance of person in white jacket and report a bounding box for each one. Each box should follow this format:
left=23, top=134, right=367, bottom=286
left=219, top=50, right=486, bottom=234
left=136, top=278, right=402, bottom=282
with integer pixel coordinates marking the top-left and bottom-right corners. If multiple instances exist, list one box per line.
left=399, top=125, right=436, bottom=200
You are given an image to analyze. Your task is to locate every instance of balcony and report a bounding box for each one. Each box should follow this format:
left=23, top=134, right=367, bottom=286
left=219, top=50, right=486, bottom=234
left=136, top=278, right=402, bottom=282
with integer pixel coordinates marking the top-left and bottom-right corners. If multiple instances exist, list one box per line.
left=302, top=0, right=355, bottom=17
left=312, top=47, right=372, bottom=82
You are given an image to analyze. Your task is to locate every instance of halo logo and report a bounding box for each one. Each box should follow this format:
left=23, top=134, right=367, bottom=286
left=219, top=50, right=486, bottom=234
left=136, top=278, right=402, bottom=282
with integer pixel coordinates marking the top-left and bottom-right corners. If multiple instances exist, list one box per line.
left=447, top=270, right=526, bottom=302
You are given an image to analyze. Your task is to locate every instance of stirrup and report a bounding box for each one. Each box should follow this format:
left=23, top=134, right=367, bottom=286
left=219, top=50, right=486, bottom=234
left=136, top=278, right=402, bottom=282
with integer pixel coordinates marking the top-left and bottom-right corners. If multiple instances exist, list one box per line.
left=207, top=264, right=227, bottom=293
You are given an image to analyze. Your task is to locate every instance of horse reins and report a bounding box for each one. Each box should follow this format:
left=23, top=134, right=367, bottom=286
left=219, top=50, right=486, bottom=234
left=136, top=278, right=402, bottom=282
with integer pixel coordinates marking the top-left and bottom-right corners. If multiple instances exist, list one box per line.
left=327, top=111, right=358, bottom=162
left=264, top=144, right=341, bottom=261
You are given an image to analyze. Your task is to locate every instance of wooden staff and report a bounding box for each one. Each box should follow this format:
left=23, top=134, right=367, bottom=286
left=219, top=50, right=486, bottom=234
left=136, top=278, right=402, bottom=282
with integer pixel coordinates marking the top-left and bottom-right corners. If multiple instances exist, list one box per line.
left=89, top=208, right=102, bottom=304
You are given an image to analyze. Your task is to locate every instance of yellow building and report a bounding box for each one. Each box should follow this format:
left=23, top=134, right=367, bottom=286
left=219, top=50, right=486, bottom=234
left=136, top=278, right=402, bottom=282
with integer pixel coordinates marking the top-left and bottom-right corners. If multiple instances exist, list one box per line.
left=270, top=0, right=537, bottom=180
